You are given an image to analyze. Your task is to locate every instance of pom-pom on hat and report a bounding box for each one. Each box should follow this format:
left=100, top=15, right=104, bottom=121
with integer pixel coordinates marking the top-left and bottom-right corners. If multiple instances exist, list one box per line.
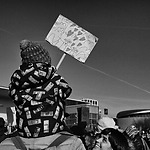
left=20, top=39, right=51, bottom=64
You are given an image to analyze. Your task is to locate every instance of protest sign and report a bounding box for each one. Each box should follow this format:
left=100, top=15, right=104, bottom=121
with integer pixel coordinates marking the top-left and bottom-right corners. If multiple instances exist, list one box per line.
left=46, top=14, right=98, bottom=68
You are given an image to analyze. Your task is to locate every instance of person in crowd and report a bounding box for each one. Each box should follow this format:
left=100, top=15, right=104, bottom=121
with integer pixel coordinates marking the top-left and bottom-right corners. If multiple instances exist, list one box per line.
left=70, top=121, right=88, bottom=145
left=96, top=117, right=118, bottom=134
left=0, top=117, right=18, bottom=143
left=93, top=128, right=129, bottom=150
left=0, top=117, right=8, bottom=143
left=84, top=131, right=96, bottom=150
left=124, top=125, right=150, bottom=150
left=0, top=39, right=86, bottom=150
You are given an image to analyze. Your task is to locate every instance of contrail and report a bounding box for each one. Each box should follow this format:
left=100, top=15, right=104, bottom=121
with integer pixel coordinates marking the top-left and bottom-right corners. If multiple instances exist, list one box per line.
left=87, top=24, right=150, bottom=31
left=0, top=28, right=14, bottom=35
left=113, top=26, right=150, bottom=31
left=85, top=64, right=150, bottom=94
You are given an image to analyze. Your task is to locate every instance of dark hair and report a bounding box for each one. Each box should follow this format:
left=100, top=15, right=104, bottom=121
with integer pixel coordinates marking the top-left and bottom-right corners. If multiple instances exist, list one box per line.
left=0, top=117, right=5, bottom=128
left=101, top=128, right=129, bottom=150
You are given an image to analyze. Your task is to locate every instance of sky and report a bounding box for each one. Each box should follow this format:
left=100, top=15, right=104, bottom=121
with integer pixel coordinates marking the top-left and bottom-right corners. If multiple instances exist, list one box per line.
left=0, top=0, right=150, bottom=117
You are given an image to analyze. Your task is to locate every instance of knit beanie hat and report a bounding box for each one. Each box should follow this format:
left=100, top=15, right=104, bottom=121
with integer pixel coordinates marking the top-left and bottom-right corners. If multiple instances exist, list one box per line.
left=20, top=39, right=51, bottom=64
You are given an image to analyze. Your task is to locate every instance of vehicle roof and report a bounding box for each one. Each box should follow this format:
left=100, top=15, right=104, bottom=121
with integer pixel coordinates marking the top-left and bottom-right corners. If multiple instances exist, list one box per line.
left=117, top=109, right=150, bottom=118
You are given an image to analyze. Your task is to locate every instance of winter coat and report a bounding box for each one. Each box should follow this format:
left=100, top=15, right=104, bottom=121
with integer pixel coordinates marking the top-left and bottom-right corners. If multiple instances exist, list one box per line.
left=0, top=132, right=86, bottom=150
left=9, top=62, right=72, bottom=138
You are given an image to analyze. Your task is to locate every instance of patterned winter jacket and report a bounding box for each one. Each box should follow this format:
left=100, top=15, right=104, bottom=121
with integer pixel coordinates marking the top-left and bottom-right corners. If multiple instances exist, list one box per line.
left=9, top=62, right=72, bottom=138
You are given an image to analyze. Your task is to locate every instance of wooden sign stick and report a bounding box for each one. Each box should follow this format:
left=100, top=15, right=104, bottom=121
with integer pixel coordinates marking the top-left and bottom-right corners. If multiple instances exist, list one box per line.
left=56, top=53, right=66, bottom=70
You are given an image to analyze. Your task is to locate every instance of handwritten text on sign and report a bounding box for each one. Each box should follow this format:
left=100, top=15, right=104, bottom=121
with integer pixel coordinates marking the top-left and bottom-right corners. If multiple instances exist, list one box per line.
left=46, top=15, right=98, bottom=63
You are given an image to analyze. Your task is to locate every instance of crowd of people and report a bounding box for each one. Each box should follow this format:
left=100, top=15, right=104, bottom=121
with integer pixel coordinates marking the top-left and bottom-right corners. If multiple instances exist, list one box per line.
left=0, top=115, right=150, bottom=150
left=69, top=117, right=150, bottom=150
left=0, top=39, right=150, bottom=150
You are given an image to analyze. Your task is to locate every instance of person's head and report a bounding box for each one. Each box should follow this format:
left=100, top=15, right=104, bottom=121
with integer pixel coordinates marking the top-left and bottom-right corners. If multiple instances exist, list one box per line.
left=97, top=117, right=118, bottom=133
left=99, top=128, right=129, bottom=150
left=85, top=134, right=92, bottom=147
left=20, top=39, right=51, bottom=65
left=124, top=125, right=148, bottom=150
left=84, top=131, right=96, bottom=149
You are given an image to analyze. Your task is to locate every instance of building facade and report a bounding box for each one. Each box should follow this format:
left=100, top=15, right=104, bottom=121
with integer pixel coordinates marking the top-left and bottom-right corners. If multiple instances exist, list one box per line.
left=65, top=98, right=100, bottom=128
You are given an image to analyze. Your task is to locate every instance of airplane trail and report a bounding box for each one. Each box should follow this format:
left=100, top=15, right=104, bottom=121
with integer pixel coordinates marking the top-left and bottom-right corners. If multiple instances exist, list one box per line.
left=0, top=28, right=14, bottom=35
left=85, top=64, right=150, bottom=94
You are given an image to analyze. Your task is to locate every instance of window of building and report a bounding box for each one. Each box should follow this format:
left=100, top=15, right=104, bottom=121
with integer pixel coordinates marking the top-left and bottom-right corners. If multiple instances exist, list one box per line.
left=89, top=113, right=98, bottom=119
